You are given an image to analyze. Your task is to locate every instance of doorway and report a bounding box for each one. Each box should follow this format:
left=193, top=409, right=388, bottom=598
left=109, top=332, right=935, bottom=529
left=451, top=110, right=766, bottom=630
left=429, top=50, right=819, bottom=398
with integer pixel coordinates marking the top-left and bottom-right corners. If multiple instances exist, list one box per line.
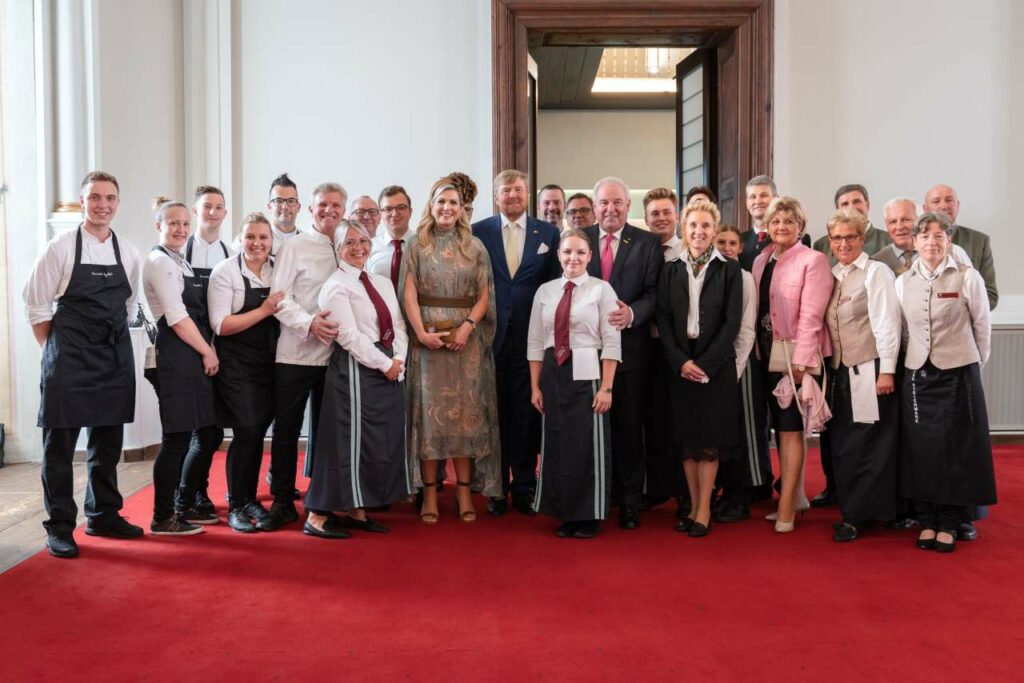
left=491, top=0, right=773, bottom=229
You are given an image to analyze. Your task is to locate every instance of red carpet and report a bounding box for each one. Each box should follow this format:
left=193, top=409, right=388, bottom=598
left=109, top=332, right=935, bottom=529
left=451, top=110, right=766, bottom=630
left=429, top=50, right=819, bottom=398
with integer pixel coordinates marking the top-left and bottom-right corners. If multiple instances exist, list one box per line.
left=2, top=447, right=1023, bottom=681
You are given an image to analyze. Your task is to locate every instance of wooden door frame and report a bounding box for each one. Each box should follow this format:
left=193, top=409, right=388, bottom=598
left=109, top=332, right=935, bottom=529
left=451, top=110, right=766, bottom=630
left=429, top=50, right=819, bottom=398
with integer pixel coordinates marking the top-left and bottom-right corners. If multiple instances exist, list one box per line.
left=492, top=0, right=773, bottom=224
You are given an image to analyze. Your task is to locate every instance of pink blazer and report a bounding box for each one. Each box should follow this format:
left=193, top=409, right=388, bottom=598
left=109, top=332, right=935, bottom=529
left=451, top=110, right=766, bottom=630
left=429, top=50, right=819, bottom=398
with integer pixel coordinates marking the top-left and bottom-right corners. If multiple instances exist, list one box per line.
left=752, top=242, right=833, bottom=367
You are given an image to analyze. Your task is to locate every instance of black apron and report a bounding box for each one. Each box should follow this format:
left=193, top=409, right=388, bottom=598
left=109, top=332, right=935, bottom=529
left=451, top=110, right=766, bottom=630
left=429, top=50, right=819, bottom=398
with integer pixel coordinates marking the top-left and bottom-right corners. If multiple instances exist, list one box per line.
left=185, top=235, right=230, bottom=292
left=39, top=228, right=135, bottom=428
left=153, top=246, right=217, bottom=433
left=214, top=254, right=278, bottom=429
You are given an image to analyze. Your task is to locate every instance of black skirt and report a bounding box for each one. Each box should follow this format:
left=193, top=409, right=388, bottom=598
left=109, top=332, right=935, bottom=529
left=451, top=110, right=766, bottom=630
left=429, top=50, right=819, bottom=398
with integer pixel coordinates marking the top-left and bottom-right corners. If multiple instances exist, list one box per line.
left=827, top=360, right=898, bottom=521
left=304, top=344, right=412, bottom=512
left=534, top=349, right=612, bottom=522
left=900, top=361, right=997, bottom=506
left=668, top=345, right=741, bottom=461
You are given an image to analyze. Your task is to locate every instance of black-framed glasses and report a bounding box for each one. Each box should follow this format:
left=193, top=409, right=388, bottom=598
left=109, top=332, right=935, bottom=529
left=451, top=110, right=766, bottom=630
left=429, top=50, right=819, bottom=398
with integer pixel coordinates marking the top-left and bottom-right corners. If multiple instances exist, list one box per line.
left=566, top=208, right=593, bottom=217
left=381, top=205, right=410, bottom=214
left=270, top=198, right=299, bottom=207
left=352, top=209, right=381, bottom=218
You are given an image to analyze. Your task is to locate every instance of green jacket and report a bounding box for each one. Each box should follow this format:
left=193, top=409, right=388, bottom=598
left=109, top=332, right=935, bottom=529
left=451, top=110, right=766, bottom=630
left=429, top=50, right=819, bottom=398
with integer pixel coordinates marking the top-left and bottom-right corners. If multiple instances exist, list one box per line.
left=812, top=223, right=892, bottom=267
left=952, top=224, right=998, bottom=310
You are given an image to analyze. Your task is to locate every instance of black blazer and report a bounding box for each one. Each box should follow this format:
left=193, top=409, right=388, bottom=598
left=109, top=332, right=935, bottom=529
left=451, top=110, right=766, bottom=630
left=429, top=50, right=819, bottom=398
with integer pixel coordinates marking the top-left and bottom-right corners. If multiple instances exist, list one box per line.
left=739, top=229, right=810, bottom=271
left=472, top=215, right=561, bottom=359
left=655, top=256, right=742, bottom=379
left=583, top=224, right=662, bottom=372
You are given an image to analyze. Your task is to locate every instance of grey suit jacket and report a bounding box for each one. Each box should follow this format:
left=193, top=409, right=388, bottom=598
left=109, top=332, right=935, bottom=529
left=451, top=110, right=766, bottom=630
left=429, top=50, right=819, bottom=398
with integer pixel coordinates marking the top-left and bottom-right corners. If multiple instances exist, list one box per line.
left=952, top=224, right=997, bottom=310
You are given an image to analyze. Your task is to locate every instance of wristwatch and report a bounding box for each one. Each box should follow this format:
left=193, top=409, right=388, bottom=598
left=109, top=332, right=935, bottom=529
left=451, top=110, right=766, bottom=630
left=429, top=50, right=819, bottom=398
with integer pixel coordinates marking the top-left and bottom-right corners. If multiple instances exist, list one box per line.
left=601, top=386, right=613, bottom=394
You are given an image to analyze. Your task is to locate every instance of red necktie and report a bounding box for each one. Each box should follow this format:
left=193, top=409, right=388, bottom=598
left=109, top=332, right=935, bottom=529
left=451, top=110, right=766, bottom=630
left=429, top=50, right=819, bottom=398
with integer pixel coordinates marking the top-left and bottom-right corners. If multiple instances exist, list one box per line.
left=601, top=234, right=615, bottom=280
left=390, top=239, right=403, bottom=292
left=358, top=271, right=395, bottom=349
left=554, top=281, right=575, bottom=366
left=757, top=231, right=768, bottom=244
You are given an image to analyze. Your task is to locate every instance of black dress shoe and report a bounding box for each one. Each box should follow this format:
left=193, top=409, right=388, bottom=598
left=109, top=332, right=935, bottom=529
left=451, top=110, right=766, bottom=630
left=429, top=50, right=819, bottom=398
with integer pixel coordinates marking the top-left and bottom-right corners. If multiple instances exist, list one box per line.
left=268, top=500, right=299, bottom=526
left=618, top=505, right=640, bottom=530
left=556, top=521, right=577, bottom=538
left=228, top=508, right=258, bottom=533
left=85, top=515, right=144, bottom=539
left=832, top=521, right=859, bottom=543
left=958, top=521, right=978, bottom=541
left=713, top=501, right=751, bottom=524
left=487, top=497, right=508, bottom=517
left=573, top=520, right=600, bottom=539
left=241, top=501, right=275, bottom=531
left=303, top=519, right=352, bottom=539
left=811, top=488, right=837, bottom=508
left=688, top=519, right=712, bottom=537
left=674, top=517, right=694, bottom=533
left=511, top=492, right=536, bottom=516
left=340, top=515, right=389, bottom=533
left=46, top=529, right=79, bottom=558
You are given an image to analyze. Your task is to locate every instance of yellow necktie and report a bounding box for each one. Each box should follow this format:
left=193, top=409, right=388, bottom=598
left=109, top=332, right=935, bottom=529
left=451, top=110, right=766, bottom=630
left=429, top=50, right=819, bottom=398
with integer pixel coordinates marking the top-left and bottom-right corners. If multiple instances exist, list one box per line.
left=505, top=224, right=521, bottom=277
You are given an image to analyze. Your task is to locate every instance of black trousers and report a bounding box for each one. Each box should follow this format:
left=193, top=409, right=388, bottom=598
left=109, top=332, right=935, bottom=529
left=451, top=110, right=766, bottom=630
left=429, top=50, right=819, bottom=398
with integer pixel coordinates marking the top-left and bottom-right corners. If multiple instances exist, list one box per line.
left=41, top=425, right=124, bottom=532
left=818, top=356, right=835, bottom=491
left=227, top=425, right=270, bottom=509
left=495, top=352, right=541, bottom=496
left=152, top=425, right=222, bottom=522
left=609, top=369, right=647, bottom=507
left=914, top=500, right=965, bottom=533
left=270, top=363, right=325, bottom=504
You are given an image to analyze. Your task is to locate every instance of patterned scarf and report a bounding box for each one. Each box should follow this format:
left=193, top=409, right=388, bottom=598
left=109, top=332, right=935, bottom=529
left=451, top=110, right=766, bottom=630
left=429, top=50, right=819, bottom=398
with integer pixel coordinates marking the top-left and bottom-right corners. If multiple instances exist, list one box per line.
left=685, top=245, right=715, bottom=276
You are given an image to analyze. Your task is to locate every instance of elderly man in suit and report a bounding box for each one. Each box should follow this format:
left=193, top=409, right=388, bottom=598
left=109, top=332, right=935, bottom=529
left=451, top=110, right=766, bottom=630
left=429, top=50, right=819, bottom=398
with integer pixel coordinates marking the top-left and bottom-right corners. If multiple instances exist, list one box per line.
left=812, top=184, right=891, bottom=266
left=923, top=184, right=997, bottom=310
left=473, top=169, right=561, bottom=516
left=583, top=177, right=663, bottom=529
left=874, top=197, right=972, bottom=276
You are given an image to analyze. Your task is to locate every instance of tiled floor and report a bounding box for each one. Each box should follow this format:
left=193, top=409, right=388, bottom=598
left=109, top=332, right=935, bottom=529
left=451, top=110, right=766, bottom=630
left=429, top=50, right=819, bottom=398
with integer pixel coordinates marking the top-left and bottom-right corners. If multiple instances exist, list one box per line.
left=0, top=460, right=154, bottom=572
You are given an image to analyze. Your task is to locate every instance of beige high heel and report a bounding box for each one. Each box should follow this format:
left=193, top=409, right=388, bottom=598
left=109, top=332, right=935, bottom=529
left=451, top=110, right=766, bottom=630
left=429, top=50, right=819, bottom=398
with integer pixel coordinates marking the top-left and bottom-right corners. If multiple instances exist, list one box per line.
left=765, top=498, right=810, bottom=522
left=775, top=520, right=796, bottom=533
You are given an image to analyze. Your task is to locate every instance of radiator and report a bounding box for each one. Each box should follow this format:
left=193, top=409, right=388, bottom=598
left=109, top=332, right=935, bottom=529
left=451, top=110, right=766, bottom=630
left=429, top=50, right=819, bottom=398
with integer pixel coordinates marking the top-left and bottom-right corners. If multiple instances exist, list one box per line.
left=982, top=325, right=1024, bottom=431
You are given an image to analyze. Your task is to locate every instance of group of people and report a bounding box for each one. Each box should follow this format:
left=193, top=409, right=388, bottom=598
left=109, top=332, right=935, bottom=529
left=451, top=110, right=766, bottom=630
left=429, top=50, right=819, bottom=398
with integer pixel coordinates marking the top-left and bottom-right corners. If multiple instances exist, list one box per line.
left=24, top=167, right=997, bottom=558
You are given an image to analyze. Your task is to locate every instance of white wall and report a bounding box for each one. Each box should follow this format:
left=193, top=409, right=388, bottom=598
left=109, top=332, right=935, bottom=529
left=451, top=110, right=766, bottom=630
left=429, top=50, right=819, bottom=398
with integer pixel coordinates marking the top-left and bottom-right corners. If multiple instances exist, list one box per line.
left=775, top=0, right=1024, bottom=315
left=236, top=0, right=493, bottom=227
left=537, top=110, right=675, bottom=193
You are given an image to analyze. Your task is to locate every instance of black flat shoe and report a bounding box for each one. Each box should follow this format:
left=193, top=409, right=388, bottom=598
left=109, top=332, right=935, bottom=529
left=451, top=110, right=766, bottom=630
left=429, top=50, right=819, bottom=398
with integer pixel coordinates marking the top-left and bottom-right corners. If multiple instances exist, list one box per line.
left=675, top=517, right=695, bottom=533
left=573, top=520, right=600, bottom=539
left=303, top=519, right=351, bottom=539
left=46, top=530, right=79, bottom=558
left=487, top=496, right=508, bottom=517
left=340, top=515, right=389, bottom=533
left=688, top=520, right=712, bottom=537
left=85, top=514, right=144, bottom=539
left=832, top=522, right=859, bottom=543
left=934, top=530, right=957, bottom=553
left=916, top=529, right=937, bottom=550
left=556, top=521, right=577, bottom=538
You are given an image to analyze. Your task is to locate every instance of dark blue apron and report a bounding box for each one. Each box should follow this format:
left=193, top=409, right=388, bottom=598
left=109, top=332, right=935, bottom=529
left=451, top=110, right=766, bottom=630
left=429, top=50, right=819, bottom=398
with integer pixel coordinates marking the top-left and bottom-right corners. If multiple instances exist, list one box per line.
left=39, top=227, right=135, bottom=428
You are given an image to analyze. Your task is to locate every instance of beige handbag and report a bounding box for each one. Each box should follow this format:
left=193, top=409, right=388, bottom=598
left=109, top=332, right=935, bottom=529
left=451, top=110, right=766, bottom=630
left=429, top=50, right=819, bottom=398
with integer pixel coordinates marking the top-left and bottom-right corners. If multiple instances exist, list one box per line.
left=768, top=339, right=822, bottom=377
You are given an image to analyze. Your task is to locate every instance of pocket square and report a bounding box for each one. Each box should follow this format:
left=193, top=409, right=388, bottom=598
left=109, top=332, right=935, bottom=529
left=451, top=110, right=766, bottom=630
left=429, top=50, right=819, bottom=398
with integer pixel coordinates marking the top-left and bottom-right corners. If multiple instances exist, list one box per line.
left=537, top=243, right=550, bottom=254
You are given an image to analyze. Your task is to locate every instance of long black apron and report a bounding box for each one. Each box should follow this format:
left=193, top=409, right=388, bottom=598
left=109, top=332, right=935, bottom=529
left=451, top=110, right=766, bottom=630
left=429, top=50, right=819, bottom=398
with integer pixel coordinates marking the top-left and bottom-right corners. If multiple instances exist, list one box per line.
left=39, top=228, right=135, bottom=428
left=304, top=342, right=411, bottom=511
left=153, top=246, right=217, bottom=433
left=215, top=254, right=278, bottom=429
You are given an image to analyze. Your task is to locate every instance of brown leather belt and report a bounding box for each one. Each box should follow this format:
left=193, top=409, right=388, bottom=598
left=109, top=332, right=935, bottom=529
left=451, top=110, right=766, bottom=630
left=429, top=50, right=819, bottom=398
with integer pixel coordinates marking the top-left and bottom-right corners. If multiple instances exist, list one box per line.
left=419, top=294, right=475, bottom=308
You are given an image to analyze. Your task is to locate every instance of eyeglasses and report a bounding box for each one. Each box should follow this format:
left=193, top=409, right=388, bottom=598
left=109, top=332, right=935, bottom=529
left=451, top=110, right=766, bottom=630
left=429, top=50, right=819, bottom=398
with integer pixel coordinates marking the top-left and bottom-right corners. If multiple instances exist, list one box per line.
left=352, top=209, right=380, bottom=218
left=381, top=204, right=410, bottom=214
left=828, top=234, right=862, bottom=243
left=270, top=198, right=299, bottom=207
left=566, top=208, right=593, bottom=217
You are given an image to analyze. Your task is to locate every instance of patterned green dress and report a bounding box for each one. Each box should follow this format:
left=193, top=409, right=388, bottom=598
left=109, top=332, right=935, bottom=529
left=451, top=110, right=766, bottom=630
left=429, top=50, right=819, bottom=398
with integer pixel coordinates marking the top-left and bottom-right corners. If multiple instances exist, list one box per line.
left=399, top=229, right=501, bottom=497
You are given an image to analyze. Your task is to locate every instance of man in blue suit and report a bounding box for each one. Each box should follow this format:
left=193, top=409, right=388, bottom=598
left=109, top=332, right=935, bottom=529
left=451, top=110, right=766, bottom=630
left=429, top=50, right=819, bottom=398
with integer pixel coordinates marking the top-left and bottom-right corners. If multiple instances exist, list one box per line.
left=473, top=169, right=561, bottom=516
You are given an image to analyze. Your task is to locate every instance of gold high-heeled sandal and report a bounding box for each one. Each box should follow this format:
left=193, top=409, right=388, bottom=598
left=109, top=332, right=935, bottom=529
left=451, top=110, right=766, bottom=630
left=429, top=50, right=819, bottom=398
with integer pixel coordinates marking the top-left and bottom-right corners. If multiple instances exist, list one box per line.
left=455, top=481, right=477, bottom=523
left=420, top=481, right=439, bottom=524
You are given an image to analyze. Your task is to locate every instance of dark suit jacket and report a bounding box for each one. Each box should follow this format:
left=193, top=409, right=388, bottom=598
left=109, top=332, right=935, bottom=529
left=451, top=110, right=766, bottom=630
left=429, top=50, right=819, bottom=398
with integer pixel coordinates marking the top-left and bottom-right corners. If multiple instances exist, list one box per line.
left=656, top=256, right=742, bottom=378
left=740, top=229, right=811, bottom=271
left=472, top=215, right=561, bottom=360
left=583, top=224, right=662, bottom=372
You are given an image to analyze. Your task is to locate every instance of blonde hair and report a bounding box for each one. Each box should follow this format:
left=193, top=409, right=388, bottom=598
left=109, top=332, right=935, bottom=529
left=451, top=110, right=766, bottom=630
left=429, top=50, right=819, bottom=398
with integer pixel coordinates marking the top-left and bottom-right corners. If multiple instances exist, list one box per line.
left=826, top=208, right=867, bottom=237
left=559, top=228, right=591, bottom=249
left=416, top=178, right=476, bottom=260
left=681, top=198, right=721, bottom=227
left=152, top=196, right=188, bottom=222
left=333, top=219, right=371, bottom=250
left=763, top=196, right=807, bottom=233
left=240, top=211, right=271, bottom=233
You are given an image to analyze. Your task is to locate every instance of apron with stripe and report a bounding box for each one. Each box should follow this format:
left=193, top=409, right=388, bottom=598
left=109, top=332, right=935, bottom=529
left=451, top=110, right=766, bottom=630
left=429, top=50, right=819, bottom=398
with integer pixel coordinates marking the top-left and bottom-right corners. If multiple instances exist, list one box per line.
left=304, top=342, right=412, bottom=511
left=533, top=349, right=612, bottom=522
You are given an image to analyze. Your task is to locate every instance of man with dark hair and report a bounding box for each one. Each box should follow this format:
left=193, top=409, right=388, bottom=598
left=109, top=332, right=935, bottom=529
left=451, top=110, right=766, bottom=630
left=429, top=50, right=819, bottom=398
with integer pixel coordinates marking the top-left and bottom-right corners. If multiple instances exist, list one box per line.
left=812, top=183, right=891, bottom=266
left=473, top=169, right=561, bottom=516
left=565, top=193, right=595, bottom=231
left=267, top=173, right=302, bottom=256
left=536, top=184, right=566, bottom=229
left=740, top=175, right=810, bottom=271
left=368, top=185, right=414, bottom=292
left=23, top=170, right=144, bottom=557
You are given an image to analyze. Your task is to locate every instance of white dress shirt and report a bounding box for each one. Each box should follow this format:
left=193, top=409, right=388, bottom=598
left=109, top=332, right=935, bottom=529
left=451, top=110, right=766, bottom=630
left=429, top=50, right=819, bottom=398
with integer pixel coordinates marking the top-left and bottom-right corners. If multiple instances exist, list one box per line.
left=271, top=226, right=301, bottom=257
left=886, top=242, right=972, bottom=268
left=527, top=272, right=622, bottom=380
left=23, top=227, right=142, bottom=325
left=143, top=246, right=194, bottom=326
left=207, top=255, right=275, bottom=336
left=734, top=269, right=756, bottom=379
left=684, top=248, right=728, bottom=339
left=318, top=260, right=408, bottom=375
left=661, top=235, right=682, bottom=262
left=271, top=230, right=339, bottom=366
left=832, top=252, right=902, bottom=374
left=367, top=229, right=414, bottom=281
left=895, top=254, right=991, bottom=366
left=186, top=234, right=234, bottom=269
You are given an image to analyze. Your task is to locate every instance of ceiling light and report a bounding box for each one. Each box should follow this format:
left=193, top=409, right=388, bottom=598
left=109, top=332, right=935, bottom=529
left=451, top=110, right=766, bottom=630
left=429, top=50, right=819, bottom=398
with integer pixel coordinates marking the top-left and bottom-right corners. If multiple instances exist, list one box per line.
left=591, top=77, right=676, bottom=94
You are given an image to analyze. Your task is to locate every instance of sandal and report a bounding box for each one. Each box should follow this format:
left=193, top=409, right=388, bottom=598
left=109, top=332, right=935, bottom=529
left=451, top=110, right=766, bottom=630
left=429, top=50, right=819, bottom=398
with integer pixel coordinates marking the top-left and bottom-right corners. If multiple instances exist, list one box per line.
left=420, top=481, right=439, bottom=524
left=455, top=481, right=477, bottom=523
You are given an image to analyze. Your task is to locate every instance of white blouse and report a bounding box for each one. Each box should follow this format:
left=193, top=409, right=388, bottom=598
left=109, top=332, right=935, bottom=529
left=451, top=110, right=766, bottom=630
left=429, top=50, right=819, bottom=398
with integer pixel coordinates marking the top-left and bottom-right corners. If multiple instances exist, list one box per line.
left=684, top=248, right=728, bottom=339
left=207, top=255, right=275, bottom=335
left=317, top=260, right=408, bottom=374
left=271, top=230, right=339, bottom=366
left=23, top=227, right=142, bottom=325
left=143, top=246, right=194, bottom=326
left=527, top=272, right=622, bottom=380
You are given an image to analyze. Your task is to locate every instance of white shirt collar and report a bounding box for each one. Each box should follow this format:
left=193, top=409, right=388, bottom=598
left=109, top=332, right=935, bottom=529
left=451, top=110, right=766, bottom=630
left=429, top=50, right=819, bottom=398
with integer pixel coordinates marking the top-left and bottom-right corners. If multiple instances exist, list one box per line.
left=501, top=213, right=527, bottom=231
left=599, top=225, right=625, bottom=240
left=561, top=272, right=590, bottom=287
left=916, top=254, right=958, bottom=280
left=663, top=235, right=681, bottom=250
left=338, top=259, right=365, bottom=277
left=832, top=251, right=870, bottom=277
